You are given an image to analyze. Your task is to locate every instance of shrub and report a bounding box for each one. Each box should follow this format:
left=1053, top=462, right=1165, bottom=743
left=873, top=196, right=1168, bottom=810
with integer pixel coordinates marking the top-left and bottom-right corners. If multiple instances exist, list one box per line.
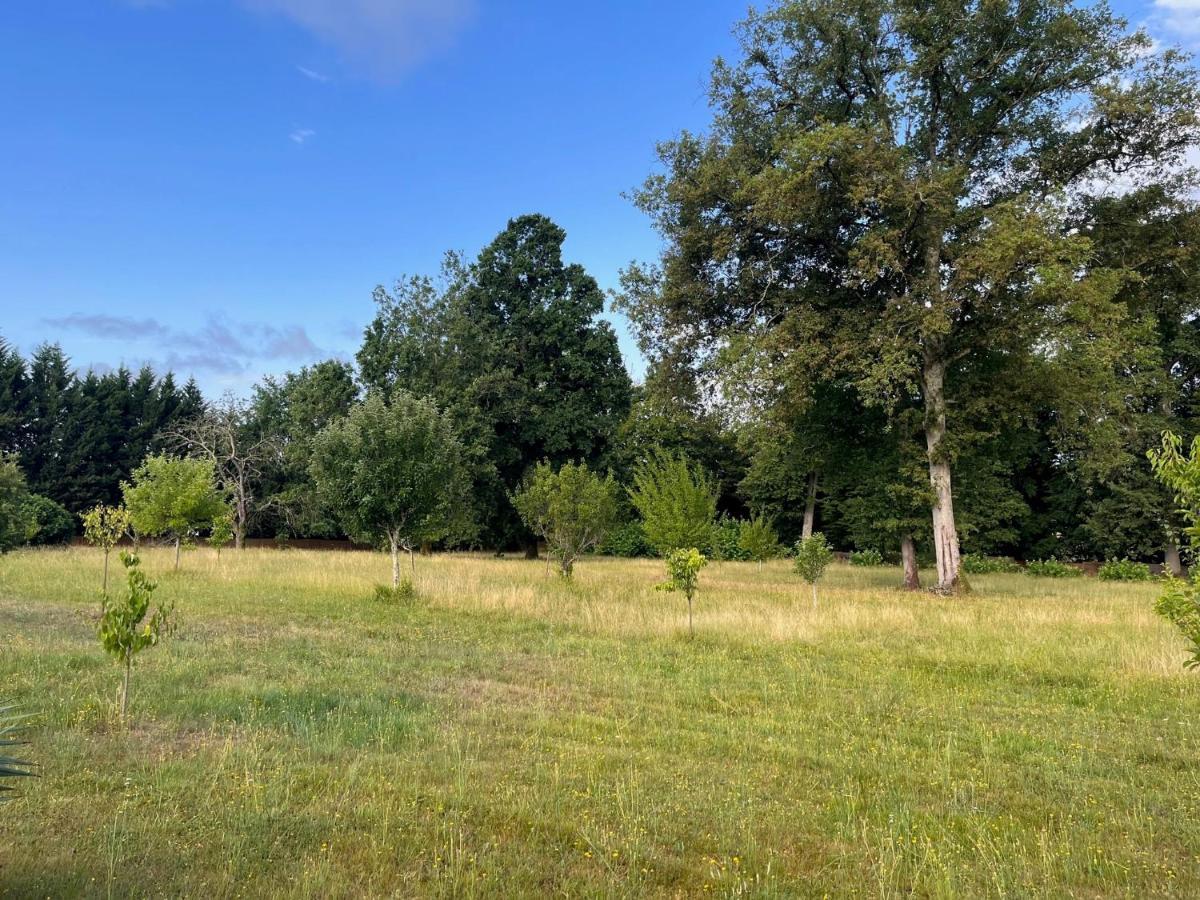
left=713, top=517, right=750, bottom=561
left=0, top=454, right=36, bottom=553
left=738, top=515, right=781, bottom=568
left=794, top=533, right=835, bottom=605
left=628, top=449, right=718, bottom=555
left=24, top=495, right=74, bottom=545
left=848, top=548, right=884, bottom=567
left=1098, top=558, right=1153, bottom=582
left=209, top=515, right=234, bottom=558
left=1155, top=578, right=1200, bottom=668
left=961, top=553, right=1022, bottom=575
left=374, top=579, right=417, bottom=603
left=599, top=522, right=652, bottom=557
left=512, top=461, right=619, bottom=577
left=1025, top=557, right=1083, bottom=578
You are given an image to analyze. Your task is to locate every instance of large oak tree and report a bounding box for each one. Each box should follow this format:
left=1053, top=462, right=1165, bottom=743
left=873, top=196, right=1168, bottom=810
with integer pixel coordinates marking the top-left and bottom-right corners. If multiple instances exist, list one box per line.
left=620, top=0, right=1200, bottom=591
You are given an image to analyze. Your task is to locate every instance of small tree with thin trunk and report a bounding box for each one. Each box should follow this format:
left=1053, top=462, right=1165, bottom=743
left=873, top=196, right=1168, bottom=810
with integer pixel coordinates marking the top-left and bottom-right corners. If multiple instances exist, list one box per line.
left=738, top=515, right=781, bottom=571
left=657, top=547, right=707, bottom=637
left=794, top=533, right=834, bottom=607
left=208, top=514, right=234, bottom=560
left=512, top=461, right=619, bottom=578
left=98, top=552, right=173, bottom=721
left=309, top=392, right=472, bottom=588
left=122, top=455, right=228, bottom=571
left=81, top=503, right=131, bottom=592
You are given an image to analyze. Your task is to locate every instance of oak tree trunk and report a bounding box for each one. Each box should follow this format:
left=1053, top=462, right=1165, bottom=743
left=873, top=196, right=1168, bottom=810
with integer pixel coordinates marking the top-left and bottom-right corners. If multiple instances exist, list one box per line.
left=174, top=535, right=181, bottom=571
left=802, top=472, right=818, bottom=540
left=922, top=353, right=963, bottom=593
left=389, top=534, right=400, bottom=588
left=900, top=533, right=921, bottom=591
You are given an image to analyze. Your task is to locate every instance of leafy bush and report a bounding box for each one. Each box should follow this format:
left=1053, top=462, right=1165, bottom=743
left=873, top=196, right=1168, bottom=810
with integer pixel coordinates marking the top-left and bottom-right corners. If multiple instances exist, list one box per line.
left=848, top=548, right=884, bottom=567
left=961, top=553, right=1022, bottom=575
left=0, top=453, right=36, bottom=553
left=738, top=515, right=781, bottom=566
left=599, top=522, right=652, bottom=558
left=512, top=461, right=619, bottom=577
left=713, top=517, right=750, bottom=561
left=1025, top=557, right=1082, bottom=578
left=374, top=579, right=417, bottom=603
left=1155, top=578, right=1200, bottom=668
left=628, top=449, right=718, bottom=555
left=1098, top=558, right=1153, bottom=582
left=24, top=494, right=74, bottom=545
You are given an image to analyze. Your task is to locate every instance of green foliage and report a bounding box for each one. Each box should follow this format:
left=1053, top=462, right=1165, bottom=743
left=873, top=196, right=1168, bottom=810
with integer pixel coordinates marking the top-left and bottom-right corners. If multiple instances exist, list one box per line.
left=795, top=533, right=835, bottom=605
left=358, top=216, right=632, bottom=549
left=793, top=533, right=834, bottom=585
left=598, top=521, right=652, bottom=558
left=712, top=516, right=750, bottom=561
left=1098, top=558, right=1154, bottom=582
left=961, top=554, right=1022, bottom=575
left=1154, top=578, right=1200, bottom=669
left=82, top=503, right=131, bottom=551
left=1026, top=558, right=1083, bottom=579
left=121, top=455, right=227, bottom=549
left=848, top=548, right=884, bottom=567
left=309, top=391, right=472, bottom=586
left=208, top=514, right=234, bottom=554
left=621, top=0, right=1200, bottom=591
left=0, top=703, right=35, bottom=800
left=23, top=494, right=74, bottom=545
left=656, top=547, right=707, bottom=635
left=0, top=453, right=36, bottom=552
left=1150, top=431, right=1200, bottom=542
left=374, top=579, right=417, bottom=604
left=738, top=514, right=781, bottom=565
left=98, top=552, right=173, bottom=719
left=512, top=461, right=618, bottom=577
left=628, top=449, right=718, bottom=556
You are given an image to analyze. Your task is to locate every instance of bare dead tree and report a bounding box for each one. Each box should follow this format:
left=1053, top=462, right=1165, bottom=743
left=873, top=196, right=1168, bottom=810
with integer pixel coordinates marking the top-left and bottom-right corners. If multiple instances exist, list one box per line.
left=162, top=395, right=280, bottom=550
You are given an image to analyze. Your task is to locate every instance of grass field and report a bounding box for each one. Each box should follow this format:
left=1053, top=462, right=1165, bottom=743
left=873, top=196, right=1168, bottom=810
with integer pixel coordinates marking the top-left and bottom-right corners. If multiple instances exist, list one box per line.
left=1, top=547, right=1198, bottom=897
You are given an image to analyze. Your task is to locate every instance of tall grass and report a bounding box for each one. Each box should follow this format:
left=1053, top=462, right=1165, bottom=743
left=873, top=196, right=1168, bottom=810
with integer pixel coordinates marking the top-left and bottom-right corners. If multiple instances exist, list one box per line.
left=0, top=546, right=1196, bottom=897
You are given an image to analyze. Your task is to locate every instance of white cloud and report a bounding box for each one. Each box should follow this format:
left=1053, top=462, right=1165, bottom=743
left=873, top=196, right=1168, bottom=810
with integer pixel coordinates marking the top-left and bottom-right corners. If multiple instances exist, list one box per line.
left=241, top=0, right=475, bottom=80
left=289, top=127, right=315, bottom=144
left=296, top=65, right=330, bottom=83
left=1150, top=0, right=1200, bottom=46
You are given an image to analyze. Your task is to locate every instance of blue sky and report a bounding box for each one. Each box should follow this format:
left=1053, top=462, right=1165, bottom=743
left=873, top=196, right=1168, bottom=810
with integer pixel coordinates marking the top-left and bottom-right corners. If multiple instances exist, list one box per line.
left=1, top=0, right=1195, bottom=395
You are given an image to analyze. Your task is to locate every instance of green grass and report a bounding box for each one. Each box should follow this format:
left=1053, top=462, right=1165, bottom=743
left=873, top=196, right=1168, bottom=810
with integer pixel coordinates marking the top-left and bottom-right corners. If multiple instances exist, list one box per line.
left=1, top=547, right=1198, bottom=897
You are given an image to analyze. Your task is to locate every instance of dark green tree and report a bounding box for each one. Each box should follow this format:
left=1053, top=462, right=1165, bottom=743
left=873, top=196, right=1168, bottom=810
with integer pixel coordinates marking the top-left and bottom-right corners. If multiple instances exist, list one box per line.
left=358, top=215, right=632, bottom=551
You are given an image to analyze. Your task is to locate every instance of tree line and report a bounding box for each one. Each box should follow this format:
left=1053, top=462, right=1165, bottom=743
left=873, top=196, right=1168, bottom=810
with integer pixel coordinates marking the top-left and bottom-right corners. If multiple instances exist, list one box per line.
left=4, top=1, right=1200, bottom=595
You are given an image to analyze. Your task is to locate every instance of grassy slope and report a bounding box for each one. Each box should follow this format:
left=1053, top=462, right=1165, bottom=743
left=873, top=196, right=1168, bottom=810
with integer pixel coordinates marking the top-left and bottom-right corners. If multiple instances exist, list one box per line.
left=0, top=547, right=1197, bottom=898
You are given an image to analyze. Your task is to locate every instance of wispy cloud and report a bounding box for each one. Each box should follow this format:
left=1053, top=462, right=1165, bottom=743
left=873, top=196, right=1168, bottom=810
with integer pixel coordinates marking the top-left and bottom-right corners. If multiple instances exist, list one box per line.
left=46, top=313, right=328, bottom=377
left=241, top=0, right=476, bottom=80
left=46, top=313, right=172, bottom=340
left=289, top=127, right=315, bottom=144
left=1150, top=0, right=1200, bottom=46
left=296, top=65, right=330, bottom=83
